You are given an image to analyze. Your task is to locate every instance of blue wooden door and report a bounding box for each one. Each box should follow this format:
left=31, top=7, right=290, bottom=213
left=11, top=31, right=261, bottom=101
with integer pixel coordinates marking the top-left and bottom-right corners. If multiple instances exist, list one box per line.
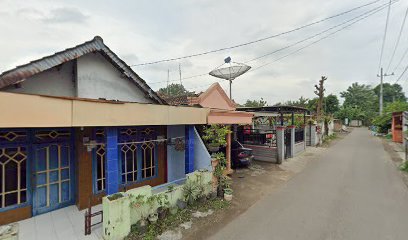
left=32, top=143, right=74, bottom=215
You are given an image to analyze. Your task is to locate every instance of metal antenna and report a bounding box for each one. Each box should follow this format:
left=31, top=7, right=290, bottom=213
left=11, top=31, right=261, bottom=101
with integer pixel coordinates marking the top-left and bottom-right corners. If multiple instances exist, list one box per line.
left=209, top=57, right=251, bottom=100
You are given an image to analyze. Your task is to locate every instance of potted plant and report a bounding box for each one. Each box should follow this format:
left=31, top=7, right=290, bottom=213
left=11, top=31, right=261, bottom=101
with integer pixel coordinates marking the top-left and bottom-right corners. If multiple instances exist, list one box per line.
left=202, top=125, right=232, bottom=153
left=218, top=175, right=232, bottom=197
left=213, top=153, right=226, bottom=180
left=176, top=198, right=187, bottom=210
left=156, top=194, right=170, bottom=220
left=196, top=183, right=206, bottom=203
left=182, top=179, right=199, bottom=206
left=223, top=188, right=233, bottom=201
left=212, top=152, right=225, bottom=168
left=208, top=190, right=217, bottom=200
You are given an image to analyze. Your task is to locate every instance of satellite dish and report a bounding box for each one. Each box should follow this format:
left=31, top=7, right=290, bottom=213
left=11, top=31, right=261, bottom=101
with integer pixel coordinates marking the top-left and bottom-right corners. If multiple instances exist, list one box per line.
left=209, top=58, right=251, bottom=99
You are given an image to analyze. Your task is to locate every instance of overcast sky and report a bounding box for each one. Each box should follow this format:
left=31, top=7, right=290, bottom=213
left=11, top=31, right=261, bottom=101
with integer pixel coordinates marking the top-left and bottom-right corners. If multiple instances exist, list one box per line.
left=1, top=0, right=408, bottom=104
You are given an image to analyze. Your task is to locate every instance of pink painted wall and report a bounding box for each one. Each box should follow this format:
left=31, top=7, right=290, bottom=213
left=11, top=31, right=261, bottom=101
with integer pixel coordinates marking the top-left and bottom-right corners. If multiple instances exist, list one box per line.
left=199, top=86, right=235, bottom=111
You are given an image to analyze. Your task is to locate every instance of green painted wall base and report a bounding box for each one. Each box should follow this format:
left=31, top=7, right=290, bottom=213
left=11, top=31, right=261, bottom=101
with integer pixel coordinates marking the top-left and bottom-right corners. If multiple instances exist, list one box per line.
left=102, top=192, right=130, bottom=240
left=102, top=170, right=213, bottom=240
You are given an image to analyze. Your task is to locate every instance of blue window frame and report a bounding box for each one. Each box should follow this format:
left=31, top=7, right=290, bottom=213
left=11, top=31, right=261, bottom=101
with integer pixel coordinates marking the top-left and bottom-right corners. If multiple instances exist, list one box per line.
left=0, top=129, right=30, bottom=212
left=120, top=143, right=138, bottom=184
left=118, top=127, right=158, bottom=185
left=92, top=126, right=160, bottom=192
left=0, top=143, right=30, bottom=211
left=141, top=142, right=157, bottom=179
left=92, top=128, right=106, bottom=193
left=0, top=128, right=75, bottom=215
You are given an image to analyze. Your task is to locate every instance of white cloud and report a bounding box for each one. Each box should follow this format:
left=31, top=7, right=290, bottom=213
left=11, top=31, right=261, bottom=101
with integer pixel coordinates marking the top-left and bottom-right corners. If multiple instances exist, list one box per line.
left=1, top=0, right=408, bottom=104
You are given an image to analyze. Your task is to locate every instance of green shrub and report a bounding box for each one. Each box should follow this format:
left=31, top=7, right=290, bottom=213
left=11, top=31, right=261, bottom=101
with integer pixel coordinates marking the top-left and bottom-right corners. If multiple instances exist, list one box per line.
left=400, top=161, right=408, bottom=172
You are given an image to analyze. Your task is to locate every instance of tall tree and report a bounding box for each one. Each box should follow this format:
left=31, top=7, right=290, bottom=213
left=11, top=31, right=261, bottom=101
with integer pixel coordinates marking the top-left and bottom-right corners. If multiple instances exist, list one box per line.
left=373, top=83, right=406, bottom=104
left=340, top=82, right=378, bottom=112
left=324, top=94, right=340, bottom=114
left=243, top=98, right=268, bottom=107
left=306, top=98, right=318, bottom=112
left=340, top=82, right=378, bottom=124
left=158, top=83, right=194, bottom=97
left=285, top=96, right=309, bottom=108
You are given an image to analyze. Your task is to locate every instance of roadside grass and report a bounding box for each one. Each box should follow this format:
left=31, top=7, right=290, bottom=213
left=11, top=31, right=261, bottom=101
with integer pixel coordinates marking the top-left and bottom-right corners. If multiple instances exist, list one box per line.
left=399, top=161, right=408, bottom=173
left=125, top=198, right=230, bottom=240
left=323, top=133, right=337, bottom=144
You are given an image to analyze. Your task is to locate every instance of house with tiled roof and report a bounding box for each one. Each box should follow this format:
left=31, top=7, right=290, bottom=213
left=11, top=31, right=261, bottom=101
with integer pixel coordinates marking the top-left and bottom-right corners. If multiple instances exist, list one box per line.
left=0, top=36, right=211, bottom=238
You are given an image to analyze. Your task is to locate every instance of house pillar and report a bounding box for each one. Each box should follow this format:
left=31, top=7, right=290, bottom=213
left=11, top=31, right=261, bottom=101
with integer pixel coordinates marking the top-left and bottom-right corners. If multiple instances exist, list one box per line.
left=310, top=124, right=318, bottom=146
left=303, top=125, right=307, bottom=150
left=105, top=127, right=119, bottom=195
left=276, top=126, right=285, bottom=164
left=225, top=129, right=233, bottom=175
left=288, top=125, right=295, bottom=158
left=185, top=125, right=195, bottom=174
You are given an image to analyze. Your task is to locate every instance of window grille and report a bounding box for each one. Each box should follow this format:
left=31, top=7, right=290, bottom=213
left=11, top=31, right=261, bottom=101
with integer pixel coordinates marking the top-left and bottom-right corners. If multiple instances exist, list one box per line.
left=95, top=145, right=106, bottom=192
left=0, top=131, right=27, bottom=143
left=120, top=144, right=138, bottom=184
left=141, top=142, right=155, bottom=179
left=0, top=146, right=27, bottom=208
left=34, top=129, right=71, bottom=142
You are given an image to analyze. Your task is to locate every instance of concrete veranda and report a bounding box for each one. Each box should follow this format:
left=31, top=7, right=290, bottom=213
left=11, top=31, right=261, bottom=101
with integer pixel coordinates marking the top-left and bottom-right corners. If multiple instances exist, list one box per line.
left=17, top=205, right=102, bottom=240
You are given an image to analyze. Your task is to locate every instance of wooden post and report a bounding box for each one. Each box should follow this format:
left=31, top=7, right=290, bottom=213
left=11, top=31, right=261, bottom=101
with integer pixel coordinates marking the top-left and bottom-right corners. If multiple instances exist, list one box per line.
left=280, top=112, right=284, bottom=126
left=225, top=129, right=233, bottom=175
left=291, top=112, right=294, bottom=126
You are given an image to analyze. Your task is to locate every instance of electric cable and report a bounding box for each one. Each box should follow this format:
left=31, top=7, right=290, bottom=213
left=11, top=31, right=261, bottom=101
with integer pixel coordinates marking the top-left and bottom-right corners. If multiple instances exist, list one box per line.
left=377, top=0, right=392, bottom=73
left=386, top=4, right=408, bottom=72
left=130, top=0, right=383, bottom=67
left=146, top=0, right=396, bottom=86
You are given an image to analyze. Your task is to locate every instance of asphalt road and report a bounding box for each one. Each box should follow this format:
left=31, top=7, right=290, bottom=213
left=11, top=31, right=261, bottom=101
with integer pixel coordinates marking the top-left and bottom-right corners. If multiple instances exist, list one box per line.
left=210, top=128, right=408, bottom=240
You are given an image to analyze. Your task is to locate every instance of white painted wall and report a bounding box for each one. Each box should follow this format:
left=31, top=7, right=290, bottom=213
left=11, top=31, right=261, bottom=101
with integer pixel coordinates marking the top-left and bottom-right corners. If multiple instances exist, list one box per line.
left=2, top=61, right=75, bottom=97
left=328, top=121, right=334, bottom=136
left=76, top=53, right=153, bottom=103
left=193, top=127, right=212, bottom=171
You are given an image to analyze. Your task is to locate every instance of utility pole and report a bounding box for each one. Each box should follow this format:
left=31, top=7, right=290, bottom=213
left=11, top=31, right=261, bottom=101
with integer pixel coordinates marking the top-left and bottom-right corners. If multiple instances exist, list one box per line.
left=376, top=67, right=394, bottom=115
left=314, top=76, right=327, bottom=122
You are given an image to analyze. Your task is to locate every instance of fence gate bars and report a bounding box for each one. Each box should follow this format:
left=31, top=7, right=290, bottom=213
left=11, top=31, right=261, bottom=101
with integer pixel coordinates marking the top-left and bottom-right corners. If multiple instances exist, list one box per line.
left=84, top=197, right=103, bottom=235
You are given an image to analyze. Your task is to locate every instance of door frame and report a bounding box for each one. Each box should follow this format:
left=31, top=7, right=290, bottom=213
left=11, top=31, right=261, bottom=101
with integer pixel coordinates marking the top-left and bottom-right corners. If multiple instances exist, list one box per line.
left=31, top=131, right=76, bottom=216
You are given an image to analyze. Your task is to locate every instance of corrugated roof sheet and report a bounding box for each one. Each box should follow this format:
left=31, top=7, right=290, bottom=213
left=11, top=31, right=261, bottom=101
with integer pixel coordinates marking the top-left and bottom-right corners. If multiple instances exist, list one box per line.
left=0, top=36, right=164, bottom=104
left=237, top=105, right=310, bottom=113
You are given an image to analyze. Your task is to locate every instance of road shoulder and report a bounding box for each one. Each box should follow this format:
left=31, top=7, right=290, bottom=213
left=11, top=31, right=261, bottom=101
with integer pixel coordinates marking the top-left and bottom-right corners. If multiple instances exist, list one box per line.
left=381, top=138, right=408, bottom=188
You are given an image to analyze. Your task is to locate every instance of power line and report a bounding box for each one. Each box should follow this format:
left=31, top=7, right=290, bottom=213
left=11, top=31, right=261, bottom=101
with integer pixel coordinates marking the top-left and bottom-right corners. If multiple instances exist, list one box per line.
left=146, top=1, right=394, bottom=87
left=392, top=43, right=408, bottom=73
left=180, top=1, right=396, bottom=94
left=386, top=4, right=408, bottom=72
left=395, top=63, right=408, bottom=83
left=377, top=0, right=393, bottom=73
left=249, top=1, right=395, bottom=73
left=244, top=1, right=394, bottom=64
left=130, top=0, right=383, bottom=67
left=147, top=73, right=208, bottom=85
